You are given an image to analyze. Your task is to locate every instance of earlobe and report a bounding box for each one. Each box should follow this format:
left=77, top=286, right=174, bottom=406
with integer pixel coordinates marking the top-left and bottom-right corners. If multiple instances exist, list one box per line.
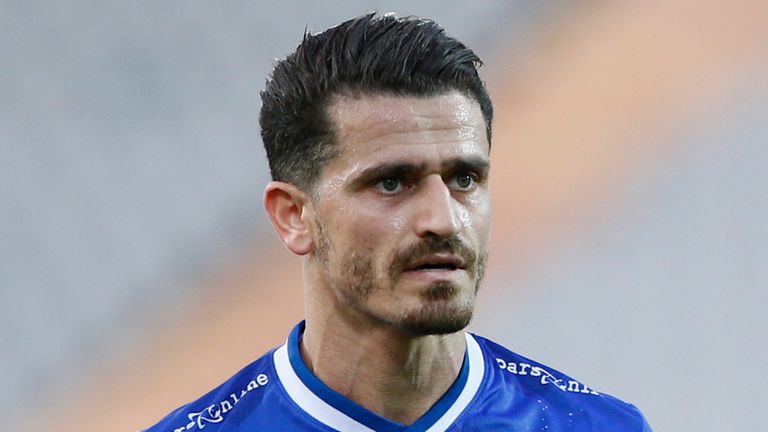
left=263, top=181, right=314, bottom=256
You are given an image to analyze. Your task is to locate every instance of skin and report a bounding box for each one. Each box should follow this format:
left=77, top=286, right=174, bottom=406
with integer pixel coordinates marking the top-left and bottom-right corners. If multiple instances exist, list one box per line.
left=264, top=91, right=491, bottom=425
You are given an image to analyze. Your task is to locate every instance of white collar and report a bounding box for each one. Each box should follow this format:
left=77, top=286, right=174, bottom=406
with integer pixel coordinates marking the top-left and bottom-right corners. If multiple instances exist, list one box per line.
left=273, top=329, right=485, bottom=432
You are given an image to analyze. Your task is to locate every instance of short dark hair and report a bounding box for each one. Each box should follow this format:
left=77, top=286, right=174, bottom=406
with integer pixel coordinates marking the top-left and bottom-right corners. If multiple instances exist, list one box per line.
left=259, top=12, right=493, bottom=190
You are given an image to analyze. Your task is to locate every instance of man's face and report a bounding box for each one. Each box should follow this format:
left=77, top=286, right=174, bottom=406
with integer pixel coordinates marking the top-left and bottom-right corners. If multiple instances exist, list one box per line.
left=308, top=91, right=491, bottom=336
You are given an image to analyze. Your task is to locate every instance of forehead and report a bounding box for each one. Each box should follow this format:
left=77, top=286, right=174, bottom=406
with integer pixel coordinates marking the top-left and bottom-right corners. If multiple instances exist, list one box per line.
left=327, top=91, right=488, bottom=165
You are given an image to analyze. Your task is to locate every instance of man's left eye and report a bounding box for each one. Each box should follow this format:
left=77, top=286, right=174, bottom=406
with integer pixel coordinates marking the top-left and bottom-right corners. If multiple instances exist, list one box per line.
left=451, top=173, right=475, bottom=189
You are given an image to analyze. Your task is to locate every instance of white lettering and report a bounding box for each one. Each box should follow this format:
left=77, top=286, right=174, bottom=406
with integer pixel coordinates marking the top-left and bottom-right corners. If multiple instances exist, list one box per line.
left=171, top=373, right=269, bottom=431
left=257, top=373, right=269, bottom=386
left=518, top=363, right=531, bottom=376
left=496, top=358, right=598, bottom=396
left=220, top=400, right=232, bottom=413
left=247, top=380, right=258, bottom=391
left=567, top=380, right=581, bottom=392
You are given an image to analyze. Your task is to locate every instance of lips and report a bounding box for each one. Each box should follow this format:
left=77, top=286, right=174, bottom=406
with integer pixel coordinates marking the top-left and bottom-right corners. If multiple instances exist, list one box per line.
left=406, top=253, right=466, bottom=272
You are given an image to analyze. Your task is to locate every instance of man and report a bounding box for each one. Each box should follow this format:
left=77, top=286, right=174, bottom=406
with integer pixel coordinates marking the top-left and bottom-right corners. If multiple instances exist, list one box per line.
left=146, top=13, right=651, bottom=431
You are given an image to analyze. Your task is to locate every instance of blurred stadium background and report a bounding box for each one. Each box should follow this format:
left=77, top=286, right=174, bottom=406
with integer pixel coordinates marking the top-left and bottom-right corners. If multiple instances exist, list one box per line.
left=3, top=1, right=767, bottom=430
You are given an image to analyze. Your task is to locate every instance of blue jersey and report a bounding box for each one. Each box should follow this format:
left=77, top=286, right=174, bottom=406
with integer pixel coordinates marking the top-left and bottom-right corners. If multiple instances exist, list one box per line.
left=145, top=322, right=651, bottom=431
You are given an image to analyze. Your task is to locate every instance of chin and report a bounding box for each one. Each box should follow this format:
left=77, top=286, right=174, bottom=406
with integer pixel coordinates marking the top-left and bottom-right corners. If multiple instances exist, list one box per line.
left=397, top=299, right=475, bottom=336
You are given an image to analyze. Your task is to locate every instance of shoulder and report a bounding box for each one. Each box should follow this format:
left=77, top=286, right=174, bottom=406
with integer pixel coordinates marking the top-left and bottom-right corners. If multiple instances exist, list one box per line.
left=143, top=348, right=278, bottom=432
left=468, top=333, right=652, bottom=431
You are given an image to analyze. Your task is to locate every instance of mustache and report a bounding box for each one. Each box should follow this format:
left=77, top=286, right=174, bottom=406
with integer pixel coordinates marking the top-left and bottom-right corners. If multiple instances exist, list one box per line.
left=392, top=236, right=477, bottom=274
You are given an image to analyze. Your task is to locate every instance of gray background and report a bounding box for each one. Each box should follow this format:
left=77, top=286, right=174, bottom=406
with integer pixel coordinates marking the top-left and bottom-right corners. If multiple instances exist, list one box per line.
left=3, top=1, right=766, bottom=430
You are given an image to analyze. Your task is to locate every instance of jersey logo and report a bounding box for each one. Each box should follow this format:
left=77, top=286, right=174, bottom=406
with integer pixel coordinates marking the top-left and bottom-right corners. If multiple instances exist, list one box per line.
left=495, top=358, right=599, bottom=395
left=170, top=373, right=269, bottom=431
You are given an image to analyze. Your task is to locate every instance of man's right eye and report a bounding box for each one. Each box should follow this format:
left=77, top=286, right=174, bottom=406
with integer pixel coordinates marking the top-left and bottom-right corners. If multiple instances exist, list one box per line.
left=375, top=178, right=403, bottom=194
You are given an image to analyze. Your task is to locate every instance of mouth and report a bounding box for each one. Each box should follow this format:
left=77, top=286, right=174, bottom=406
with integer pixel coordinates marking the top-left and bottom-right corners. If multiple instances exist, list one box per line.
left=406, top=254, right=466, bottom=273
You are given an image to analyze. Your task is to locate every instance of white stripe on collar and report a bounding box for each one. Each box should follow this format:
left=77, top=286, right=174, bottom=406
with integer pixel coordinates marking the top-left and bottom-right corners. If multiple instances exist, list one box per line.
left=272, top=332, right=485, bottom=432
left=425, top=333, right=484, bottom=431
left=274, top=343, right=376, bottom=432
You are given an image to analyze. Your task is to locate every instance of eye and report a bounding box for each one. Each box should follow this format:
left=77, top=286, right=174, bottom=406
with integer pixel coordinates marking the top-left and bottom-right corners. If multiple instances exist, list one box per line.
left=375, top=177, right=403, bottom=194
left=450, top=172, right=476, bottom=190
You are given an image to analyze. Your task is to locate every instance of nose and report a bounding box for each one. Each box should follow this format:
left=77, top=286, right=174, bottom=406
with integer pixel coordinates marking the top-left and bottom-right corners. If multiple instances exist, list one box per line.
left=413, top=175, right=462, bottom=238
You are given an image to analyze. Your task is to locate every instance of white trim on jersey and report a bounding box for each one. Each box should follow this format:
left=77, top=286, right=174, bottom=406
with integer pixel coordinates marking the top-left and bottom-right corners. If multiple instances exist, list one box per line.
left=274, top=343, right=377, bottom=432
left=272, top=332, right=485, bottom=432
left=425, top=333, right=484, bottom=431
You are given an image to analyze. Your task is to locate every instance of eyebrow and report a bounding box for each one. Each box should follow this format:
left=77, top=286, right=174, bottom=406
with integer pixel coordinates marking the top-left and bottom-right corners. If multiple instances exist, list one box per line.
left=350, top=156, right=490, bottom=188
left=443, top=156, right=490, bottom=177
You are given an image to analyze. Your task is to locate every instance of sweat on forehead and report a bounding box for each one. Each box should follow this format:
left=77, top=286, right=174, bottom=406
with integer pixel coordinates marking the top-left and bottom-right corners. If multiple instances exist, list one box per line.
left=327, top=92, right=488, bottom=149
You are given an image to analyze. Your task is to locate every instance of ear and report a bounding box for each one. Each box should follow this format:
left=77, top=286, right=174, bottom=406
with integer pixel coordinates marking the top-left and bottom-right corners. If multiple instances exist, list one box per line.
left=263, top=181, right=314, bottom=256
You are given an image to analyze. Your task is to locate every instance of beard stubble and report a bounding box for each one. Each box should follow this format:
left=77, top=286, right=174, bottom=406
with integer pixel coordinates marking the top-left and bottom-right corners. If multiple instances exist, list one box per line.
left=314, top=218, right=488, bottom=336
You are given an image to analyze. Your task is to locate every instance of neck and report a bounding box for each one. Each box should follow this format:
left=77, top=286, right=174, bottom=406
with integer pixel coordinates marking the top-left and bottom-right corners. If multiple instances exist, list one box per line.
left=300, top=310, right=466, bottom=425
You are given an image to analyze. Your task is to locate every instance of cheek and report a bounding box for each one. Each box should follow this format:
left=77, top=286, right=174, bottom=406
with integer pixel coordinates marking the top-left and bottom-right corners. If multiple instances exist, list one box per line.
left=458, top=206, right=472, bottom=229
left=319, top=196, right=408, bottom=267
left=461, top=193, right=492, bottom=233
left=357, top=202, right=409, bottom=234
left=340, top=210, right=402, bottom=250
left=390, top=212, right=408, bottom=232
left=358, top=215, right=405, bottom=269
